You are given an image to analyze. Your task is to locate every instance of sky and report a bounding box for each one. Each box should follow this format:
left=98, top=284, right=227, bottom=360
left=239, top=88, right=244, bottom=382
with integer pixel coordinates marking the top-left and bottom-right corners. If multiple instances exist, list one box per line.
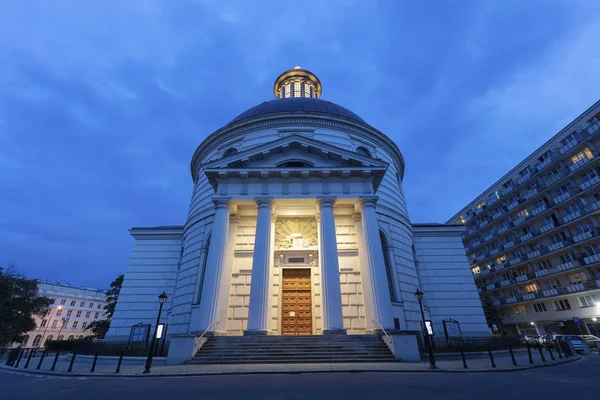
left=1, top=0, right=599, bottom=288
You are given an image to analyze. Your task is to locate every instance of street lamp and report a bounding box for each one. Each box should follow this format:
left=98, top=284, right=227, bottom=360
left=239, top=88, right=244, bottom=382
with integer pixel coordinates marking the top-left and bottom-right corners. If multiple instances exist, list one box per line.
left=57, top=317, right=69, bottom=340
left=414, top=288, right=437, bottom=369
left=39, top=305, right=62, bottom=348
left=143, top=291, right=168, bottom=374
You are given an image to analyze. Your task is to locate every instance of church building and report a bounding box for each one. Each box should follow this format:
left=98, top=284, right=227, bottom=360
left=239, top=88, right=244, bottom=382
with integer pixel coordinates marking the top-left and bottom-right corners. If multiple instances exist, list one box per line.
left=106, top=68, right=489, bottom=359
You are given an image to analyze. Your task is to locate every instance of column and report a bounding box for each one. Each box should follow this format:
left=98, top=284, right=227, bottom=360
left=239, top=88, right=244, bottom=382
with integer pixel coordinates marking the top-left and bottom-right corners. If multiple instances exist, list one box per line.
left=357, top=196, right=395, bottom=330
left=353, top=213, right=376, bottom=331
left=245, top=197, right=273, bottom=335
left=195, top=197, right=233, bottom=333
left=215, top=214, right=239, bottom=332
left=317, top=197, right=346, bottom=334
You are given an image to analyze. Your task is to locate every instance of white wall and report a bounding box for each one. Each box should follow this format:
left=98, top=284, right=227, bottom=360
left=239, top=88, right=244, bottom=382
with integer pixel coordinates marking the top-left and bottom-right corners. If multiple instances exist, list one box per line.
left=413, top=225, right=491, bottom=337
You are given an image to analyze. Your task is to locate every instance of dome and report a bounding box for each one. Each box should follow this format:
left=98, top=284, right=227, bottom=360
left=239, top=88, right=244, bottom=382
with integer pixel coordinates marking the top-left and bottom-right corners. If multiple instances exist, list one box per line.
left=229, top=97, right=366, bottom=125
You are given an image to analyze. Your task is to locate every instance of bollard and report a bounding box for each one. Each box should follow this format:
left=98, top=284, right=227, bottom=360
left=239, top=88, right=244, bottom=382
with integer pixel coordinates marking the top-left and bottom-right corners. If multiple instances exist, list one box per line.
left=547, top=344, right=555, bottom=360
left=24, top=349, right=34, bottom=369
left=460, top=345, right=468, bottom=369
left=50, top=351, right=60, bottom=371
left=554, top=340, right=563, bottom=359
left=537, top=344, right=547, bottom=362
left=509, top=345, right=518, bottom=366
left=526, top=342, right=534, bottom=364
left=90, top=351, right=99, bottom=373
left=487, top=345, right=496, bottom=368
left=36, top=350, right=47, bottom=370
left=114, top=351, right=124, bottom=374
left=67, top=352, right=76, bottom=372
left=14, top=349, right=24, bottom=368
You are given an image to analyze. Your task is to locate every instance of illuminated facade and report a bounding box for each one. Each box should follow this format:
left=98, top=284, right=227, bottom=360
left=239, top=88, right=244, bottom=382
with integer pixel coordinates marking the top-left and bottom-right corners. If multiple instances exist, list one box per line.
left=22, top=282, right=107, bottom=348
left=449, top=101, right=600, bottom=337
left=106, top=68, right=488, bottom=357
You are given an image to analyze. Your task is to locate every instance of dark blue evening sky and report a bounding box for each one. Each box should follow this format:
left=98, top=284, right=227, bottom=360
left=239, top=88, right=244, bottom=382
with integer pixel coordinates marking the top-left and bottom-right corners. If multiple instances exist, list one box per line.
left=1, top=1, right=599, bottom=288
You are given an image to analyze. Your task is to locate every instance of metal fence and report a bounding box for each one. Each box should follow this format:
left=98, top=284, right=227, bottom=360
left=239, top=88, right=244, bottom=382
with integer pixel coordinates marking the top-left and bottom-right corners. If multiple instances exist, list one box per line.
left=418, top=336, right=522, bottom=353
left=72, top=340, right=170, bottom=357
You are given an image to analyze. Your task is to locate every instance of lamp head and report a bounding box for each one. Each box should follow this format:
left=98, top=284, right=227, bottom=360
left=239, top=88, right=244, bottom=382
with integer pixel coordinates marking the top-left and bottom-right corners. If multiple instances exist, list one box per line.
left=414, top=288, right=424, bottom=302
left=158, top=291, right=168, bottom=304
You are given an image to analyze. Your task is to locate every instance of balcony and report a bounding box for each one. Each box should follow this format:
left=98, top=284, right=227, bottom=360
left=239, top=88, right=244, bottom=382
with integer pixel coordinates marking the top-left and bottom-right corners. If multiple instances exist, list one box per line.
left=563, top=209, right=582, bottom=223
left=479, top=219, right=489, bottom=229
left=517, top=171, right=533, bottom=185
left=569, top=156, right=592, bottom=172
left=471, top=239, right=481, bottom=248
left=499, top=185, right=515, bottom=198
left=515, top=274, right=529, bottom=283
left=580, top=175, right=600, bottom=191
left=486, top=283, right=495, bottom=291
left=567, top=282, right=587, bottom=293
left=492, top=299, right=501, bottom=306
left=508, top=256, right=523, bottom=266
left=492, top=209, right=504, bottom=220
left=488, top=196, right=499, bottom=206
left=500, top=279, right=513, bottom=287
left=475, top=207, right=484, bottom=215
left=556, top=260, right=580, bottom=272
left=522, top=292, right=538, bottom=301
left=482, top=269, right=491, bottom=276
left=539, top=221, right=557, bottom=234
left=547, top=240, right=566, bottom=252
left=527, top=249, right=541, bottom=259
left=506, top=296, right=518, bottom=304
left=524, top=188, right=539, bottom=200
left=535, top=269, right=550, bottom=278
left=532, top=204, right=548, bottom=215
left=554, top=192, right=573, bottom=205
left=536, top=157, right=553, bottom=171
left=542, top=288, right=560, bottom=297
left=513, top=215, right=529, bottom=227
left=498, top=224, right=511, bottom=234
left=559, top=140, right=578, bottom=155
left=584, top=254, right=600, bottom=265
left=507, top=199, right=520, bottom=211
left=489, top=248, right=500, bottom=256
left=503, top=240, right=516, bottom=250
left=573, top=230, right=595, bottom=243
left=520, top=232, right=534, bottom=242
left=495, top=263, right=506, bottom=271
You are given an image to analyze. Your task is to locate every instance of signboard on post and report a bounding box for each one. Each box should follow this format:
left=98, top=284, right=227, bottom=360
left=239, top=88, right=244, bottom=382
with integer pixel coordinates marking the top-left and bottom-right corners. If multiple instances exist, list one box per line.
left=573, top=317, right=581, bottom=326
left=443, top=319, right=462, bottom=339
left=425, top=320, right=434, bottom=336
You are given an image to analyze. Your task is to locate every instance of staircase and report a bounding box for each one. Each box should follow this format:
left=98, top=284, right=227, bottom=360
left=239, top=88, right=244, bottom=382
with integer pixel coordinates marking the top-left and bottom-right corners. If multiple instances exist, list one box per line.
left=188, top=334, right=396, bottom=365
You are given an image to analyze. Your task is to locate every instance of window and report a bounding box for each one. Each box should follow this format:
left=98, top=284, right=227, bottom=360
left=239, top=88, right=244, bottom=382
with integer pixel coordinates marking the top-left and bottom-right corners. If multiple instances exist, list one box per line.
left=76, top=311, right=82, bottom=318
left=579, top=295, right=599, bottom=307
left=568, top=271, right=588, bottom=284
left=57, top=335, right=64, bottom=341
left=519, top=167, right=531, bottom=177
left=66, top=310, right=72, bottom=317
left=40, top=319, right=47, bottom=328
left=68, top=335, right=74, bottom=340
left=56, top=309, right=62, bottom=317
left=380, top=231, right=397, bottom=302
left=582, top=170, right=598, bottom=181
left=538, top=260, right=552, bottom=270
left=554, top=299, right=571, bottom=311
left=503, top=180, right=514, bottom=189
left=497, top=255, right=507, bottom=264
left=551, top=232, right=568, bottom=244
left=548, top=280, right=562, bottom=289
left=556, top=186, right=570, bottom=196
left=560, top=252, right=576, bottom=264
left=513, top=305, right=526, bottom=314
left=52, top=320, right=58, bottom=328
left=524, top=283, right=538, bottom=293
left=575, top=222, right=594, bottom=235
left=82, top=322, right=87, bottom=329
left=564, top=203, right=582, bottom=215
left=586, top=244, right=600, bottom=256
left=571, top=148, right=594, bottom=164
left=78, top=335, right=84, bottom=340
left=533, top=303, right=547, bottom=313
left=60, top=299, right=66, bottom=305
left=85, top=311, right=91, bottom=318
left=538, top=151, right=552, bottom=163
left=70, top=301, right=76, bottom=306
left=355, top=146, right=372, bottom=157
left=32, top=335, right=42, bottom=347
left=517, top=209, right=529, bottom=218
left=80, top=301, right=85, bottom=307
left=72, top=321, right=78, bottom=329
left=46, top=335, right=54, bottom=342
left=94, top=312, right=99, bottom=319
left=477, top=201, right=486, bottom=210
left=89, top=303, right=94, bottom=309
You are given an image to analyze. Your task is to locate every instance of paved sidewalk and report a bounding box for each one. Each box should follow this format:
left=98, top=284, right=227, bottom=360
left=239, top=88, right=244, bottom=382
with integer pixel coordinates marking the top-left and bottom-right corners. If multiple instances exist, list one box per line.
left=0, top=349, right=581, bottom=377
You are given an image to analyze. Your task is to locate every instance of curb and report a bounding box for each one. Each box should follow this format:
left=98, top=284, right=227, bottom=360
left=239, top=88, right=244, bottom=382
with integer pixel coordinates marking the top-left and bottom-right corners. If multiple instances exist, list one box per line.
left=0, top=357, right=581, bottom=378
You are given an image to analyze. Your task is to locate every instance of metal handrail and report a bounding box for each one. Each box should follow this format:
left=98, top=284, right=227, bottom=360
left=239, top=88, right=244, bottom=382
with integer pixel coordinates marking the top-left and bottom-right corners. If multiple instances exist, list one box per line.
left=372, top=319, right=392, bottom=344
left=198, top=320, right=219, bottom=341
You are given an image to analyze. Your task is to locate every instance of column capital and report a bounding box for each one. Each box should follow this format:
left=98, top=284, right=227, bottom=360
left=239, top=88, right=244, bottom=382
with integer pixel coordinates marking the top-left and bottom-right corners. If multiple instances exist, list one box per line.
left=357, top=196, right=379, bottom=210
left=316, top=196, right=337, bottom=208
left=255, top=197, right=274, bottom=208
left=212, top=197, right=233, bottom=211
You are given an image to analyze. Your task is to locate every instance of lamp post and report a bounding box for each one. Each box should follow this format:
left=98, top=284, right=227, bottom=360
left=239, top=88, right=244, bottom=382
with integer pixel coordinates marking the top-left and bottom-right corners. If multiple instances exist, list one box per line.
left=143, top=292, right=168, bottom=374
left=57, top=317, right=69, bottom=340
left=414, top=288, right=437, bottom=369
left=39, top=305, right=62, bottom=348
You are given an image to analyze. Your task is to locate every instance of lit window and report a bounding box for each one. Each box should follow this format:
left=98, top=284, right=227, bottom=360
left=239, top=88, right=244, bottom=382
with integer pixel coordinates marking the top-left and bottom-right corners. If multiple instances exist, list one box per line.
left=304, top=82, right=311, bottom=97
left=517, top=209, right=529, bottom=218
left=571, top=148, right=594, bottom=164
left=471, top=266, right=481, bottom=274
left=497, top=256, right=506, bottom=264
left=513, top=305, right=526, bottom=314
left=524, top=283, right=538, bottom=293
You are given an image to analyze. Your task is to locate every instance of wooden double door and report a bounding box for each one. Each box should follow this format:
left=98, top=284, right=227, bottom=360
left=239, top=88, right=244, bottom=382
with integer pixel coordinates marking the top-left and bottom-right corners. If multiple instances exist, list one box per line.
left=281, top=269, right=313, bottom=335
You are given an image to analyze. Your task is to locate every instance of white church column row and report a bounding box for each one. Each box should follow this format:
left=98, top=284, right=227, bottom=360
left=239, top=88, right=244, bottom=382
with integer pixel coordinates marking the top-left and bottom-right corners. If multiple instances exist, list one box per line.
left=357, top=196, right=395, bottom=330
left=245, top=197, right=274, bottom=335
left=317, top=197, right=346, bottom=334
left=196, top=197, right=234, bottom=333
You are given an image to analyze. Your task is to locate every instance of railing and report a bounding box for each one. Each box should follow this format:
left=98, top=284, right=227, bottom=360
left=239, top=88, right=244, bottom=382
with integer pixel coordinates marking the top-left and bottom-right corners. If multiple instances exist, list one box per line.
left=69, top=340, right=170, bottom=357
left=372, top=319, right=392, bottom=345
left=417, top=336, right=521, bottom=354
left=199, top=320, right=220, bottom=341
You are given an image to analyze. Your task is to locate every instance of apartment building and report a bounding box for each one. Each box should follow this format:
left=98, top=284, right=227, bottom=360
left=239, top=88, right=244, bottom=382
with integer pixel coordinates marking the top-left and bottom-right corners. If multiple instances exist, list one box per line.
left=22, top=282, right=107, bottom=348
left=448, top=100, right=600, bottom=337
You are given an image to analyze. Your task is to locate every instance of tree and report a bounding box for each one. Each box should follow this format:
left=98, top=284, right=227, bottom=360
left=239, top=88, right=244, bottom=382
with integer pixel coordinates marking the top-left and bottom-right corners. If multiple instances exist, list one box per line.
left=84, top=274, right=123, bottom=339
left=481, top=297, right=504, bottom=334
left=0, top=264, right=52, bottom=347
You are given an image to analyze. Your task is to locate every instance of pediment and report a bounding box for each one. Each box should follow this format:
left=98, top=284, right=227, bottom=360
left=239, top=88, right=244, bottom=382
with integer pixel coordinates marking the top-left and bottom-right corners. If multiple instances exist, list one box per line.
left=201, top=134, right=388, bottom=170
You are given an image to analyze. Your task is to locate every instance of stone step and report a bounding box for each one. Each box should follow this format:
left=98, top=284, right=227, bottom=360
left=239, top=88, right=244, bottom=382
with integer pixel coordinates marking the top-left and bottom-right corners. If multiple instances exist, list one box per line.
left=197, top=350, right=392, bottom=356
left=188, top=357, right=397, bottom=365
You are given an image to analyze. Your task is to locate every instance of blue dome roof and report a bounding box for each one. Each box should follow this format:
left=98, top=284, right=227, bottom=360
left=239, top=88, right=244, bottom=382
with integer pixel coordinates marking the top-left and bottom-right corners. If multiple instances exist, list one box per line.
left=229, top=98, right=366, bottom=125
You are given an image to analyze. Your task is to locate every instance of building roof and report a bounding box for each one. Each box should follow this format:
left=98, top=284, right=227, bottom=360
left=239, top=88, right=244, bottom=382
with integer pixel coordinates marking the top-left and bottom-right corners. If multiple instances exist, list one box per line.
left=229, top=98, right=366, bottom=125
